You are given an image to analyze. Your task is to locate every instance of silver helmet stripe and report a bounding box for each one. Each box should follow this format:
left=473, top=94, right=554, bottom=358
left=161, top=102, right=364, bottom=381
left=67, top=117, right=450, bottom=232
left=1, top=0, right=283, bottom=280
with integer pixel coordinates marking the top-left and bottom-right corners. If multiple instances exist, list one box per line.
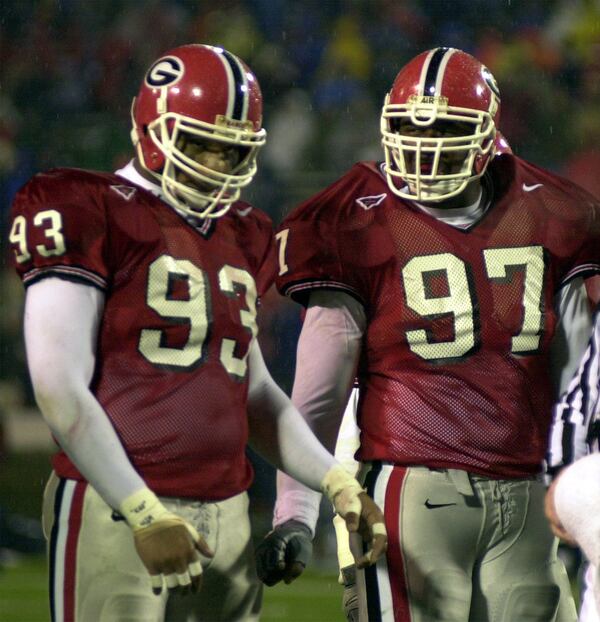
left=419, top=47, right=453, bottom=97
left=434, top=48, right=456, bottom=95
left=209, top=46, right=249, bottom=121
left=418, top=49, right=437, bottom=96
left=221, top=50, right=249, bottom=121
left=210, top=46, right=236, bottom=119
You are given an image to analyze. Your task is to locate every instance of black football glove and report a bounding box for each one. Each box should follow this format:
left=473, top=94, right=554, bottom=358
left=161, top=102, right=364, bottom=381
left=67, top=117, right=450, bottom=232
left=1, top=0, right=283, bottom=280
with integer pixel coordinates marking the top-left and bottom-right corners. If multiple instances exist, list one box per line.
left=341, top=565, right=359, bottom=622
left=255, top=519, right=313, bottom=586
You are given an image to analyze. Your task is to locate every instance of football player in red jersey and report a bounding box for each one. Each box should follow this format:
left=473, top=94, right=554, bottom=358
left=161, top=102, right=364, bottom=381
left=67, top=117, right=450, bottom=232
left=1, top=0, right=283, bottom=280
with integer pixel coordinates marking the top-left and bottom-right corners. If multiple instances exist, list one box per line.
left=8, top=44, right=387, bottom=622
left=256, top=47, right=600, bottom=621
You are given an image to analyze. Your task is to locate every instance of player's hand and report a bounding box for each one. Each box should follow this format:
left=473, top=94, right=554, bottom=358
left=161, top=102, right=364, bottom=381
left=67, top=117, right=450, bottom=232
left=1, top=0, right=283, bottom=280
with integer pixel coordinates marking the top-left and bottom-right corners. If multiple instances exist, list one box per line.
left=133, top=515, right=214, bottom=595
left=544, top=476, right=577, bottom=546
left=120, top=488, right=214, bottom=595
left=255, top=519, right=313, bottom=586
left=322, top=465, right=387, bottom=568
left=340, top=565, right=359, bottom=622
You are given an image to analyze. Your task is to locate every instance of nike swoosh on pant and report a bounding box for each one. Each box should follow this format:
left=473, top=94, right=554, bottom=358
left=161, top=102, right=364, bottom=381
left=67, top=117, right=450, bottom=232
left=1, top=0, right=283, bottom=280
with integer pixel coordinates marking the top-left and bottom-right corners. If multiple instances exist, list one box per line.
left=424, top=500, right=457, bottom=509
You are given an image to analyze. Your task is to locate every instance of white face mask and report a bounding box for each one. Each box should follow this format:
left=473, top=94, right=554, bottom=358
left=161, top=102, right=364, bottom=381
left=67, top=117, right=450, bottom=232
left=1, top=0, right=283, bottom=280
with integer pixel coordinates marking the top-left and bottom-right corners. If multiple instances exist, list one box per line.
left=380, top=100, right=496, bottom=203
left=135, top=111, right=266, bottom=219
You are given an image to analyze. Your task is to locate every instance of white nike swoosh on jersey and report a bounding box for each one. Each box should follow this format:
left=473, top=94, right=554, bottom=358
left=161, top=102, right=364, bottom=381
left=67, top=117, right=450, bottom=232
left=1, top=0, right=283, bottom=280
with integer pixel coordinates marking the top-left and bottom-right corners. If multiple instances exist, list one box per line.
left=237, top=206, right=253, bottom=216
left=522, top=183, right=543, bottom=192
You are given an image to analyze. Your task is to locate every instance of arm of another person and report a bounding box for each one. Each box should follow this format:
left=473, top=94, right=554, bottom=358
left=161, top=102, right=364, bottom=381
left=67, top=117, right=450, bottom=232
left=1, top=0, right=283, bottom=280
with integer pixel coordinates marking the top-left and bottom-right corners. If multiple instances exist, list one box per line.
left=545, top=314, right=600, bottom=544
left=545, top=278, right=600, bottom=542
left=252, top=290, right=367, bottom=585
left=24, top=277, right=212, bottom=594
left=546, top=277, right=596, bottom=476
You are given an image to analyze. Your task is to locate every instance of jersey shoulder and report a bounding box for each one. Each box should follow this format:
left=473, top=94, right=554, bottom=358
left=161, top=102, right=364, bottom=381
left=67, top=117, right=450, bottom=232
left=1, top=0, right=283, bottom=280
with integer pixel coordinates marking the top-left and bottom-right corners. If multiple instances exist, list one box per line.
left=276, top=163, right=392, bottom=303
left=224, top=200, right=276, bottom=297
left=280, top=162, right=388, bottom=228
left=12, top=167, right=125, bottom=215
left=9, top=168, right=126, bottom=288
left=513, top=155, right=600, bottom=210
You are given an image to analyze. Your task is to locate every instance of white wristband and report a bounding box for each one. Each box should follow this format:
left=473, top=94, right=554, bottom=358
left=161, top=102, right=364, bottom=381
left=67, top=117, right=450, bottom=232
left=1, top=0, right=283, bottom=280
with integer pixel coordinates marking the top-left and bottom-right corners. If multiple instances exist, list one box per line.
left=321, top=465, right=364, bottom=517
left=119, top=488, right=170, bottom=531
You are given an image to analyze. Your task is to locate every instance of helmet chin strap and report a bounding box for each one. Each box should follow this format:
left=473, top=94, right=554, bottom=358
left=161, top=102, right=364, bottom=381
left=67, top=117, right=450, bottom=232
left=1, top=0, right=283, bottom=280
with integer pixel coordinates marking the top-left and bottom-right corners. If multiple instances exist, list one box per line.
left=161, top=163, right=236, bottom=219
left=408, top=177, right=468, bottom=203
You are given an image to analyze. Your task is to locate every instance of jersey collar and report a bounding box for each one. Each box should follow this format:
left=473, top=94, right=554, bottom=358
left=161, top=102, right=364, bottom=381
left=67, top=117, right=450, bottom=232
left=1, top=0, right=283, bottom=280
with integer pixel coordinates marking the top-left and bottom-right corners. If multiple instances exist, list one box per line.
left=115, top=160, right=163, bottom=198
left=115, top=160, right=216, bottom=238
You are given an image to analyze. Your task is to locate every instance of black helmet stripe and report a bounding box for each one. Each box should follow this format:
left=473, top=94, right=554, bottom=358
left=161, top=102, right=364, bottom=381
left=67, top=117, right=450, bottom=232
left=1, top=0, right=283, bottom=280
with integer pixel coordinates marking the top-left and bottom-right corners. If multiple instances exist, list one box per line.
left=422, top=47, right=452, bottom=96
left=220, top=49, right=248, bottom=121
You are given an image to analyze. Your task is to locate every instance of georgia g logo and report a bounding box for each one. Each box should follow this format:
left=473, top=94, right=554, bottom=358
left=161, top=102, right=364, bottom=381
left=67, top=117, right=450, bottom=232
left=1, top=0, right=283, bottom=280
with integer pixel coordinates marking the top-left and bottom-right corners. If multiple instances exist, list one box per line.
left=145, top=56, right=184, bottom=87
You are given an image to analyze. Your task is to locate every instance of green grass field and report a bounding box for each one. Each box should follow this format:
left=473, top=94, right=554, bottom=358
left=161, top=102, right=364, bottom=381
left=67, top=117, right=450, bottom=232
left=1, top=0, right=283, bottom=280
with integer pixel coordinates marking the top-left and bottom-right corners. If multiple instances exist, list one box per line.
left=0, top=555, right=342, bottom=622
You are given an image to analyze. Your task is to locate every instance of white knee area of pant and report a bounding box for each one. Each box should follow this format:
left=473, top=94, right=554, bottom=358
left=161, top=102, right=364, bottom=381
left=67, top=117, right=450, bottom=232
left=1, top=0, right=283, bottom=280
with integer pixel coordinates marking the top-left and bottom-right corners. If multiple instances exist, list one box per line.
left=554, top=453, right=600, bottom=566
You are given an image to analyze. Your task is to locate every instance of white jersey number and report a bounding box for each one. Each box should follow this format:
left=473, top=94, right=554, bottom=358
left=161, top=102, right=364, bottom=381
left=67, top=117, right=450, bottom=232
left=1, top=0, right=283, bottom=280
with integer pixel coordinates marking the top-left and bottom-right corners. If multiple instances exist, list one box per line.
left=275, top=228, right=290, bottom=276
left=403, top=246, right=545, bottom=362
left=139, top=255, right=257, bottom=376
left=9, top=210, right=66, bottom=263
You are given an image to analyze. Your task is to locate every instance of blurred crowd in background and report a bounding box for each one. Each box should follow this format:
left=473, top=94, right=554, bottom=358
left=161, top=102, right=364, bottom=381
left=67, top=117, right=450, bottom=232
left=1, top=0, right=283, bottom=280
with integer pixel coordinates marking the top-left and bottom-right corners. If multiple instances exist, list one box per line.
left=0, top=0, right=599, bottom=558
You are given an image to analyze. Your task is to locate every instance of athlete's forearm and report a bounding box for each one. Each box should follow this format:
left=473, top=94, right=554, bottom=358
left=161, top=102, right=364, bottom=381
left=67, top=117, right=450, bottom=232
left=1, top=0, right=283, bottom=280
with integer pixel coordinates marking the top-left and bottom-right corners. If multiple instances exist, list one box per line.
left=25, top=278, right=146, bottom=509
left=274, top=290, right=366, bottom=530
left=291, top=291, right=365, bottom=450
left=247, top=340, right=337, bottom=491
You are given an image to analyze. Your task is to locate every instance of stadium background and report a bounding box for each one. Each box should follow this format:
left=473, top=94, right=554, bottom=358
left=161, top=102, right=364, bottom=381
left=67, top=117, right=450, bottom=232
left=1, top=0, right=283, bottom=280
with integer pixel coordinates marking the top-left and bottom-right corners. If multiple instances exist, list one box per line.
left=0, top=0, right=598, bottom=619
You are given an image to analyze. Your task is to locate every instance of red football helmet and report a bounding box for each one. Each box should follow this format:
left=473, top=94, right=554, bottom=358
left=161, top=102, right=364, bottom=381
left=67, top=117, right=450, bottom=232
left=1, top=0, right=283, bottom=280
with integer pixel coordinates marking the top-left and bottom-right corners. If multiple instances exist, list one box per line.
left=381, top=47, right=500, bottom=202
left=131, top=44, right=266, bottom=218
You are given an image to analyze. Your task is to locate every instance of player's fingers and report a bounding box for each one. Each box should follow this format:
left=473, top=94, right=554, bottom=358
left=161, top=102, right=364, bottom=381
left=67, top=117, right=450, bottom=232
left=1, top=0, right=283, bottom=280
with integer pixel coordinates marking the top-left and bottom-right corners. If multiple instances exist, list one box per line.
left=343, top=511, right=360, bottom=533
left=194, top=535, right=215, bottom=559
left=355, top=534, right=388, bottom=568
left=265, top=541, right=287, bottom=570
left=151, top=573, right=163, bottom=595
left=358, top=493, right=386, bottom=536
left=368, top=524, right=387, bottom=562
left=177, top=571, right=192, bottom=587
left=163, top=568, right=195, bottom=594
left=283, top=561, right=305, bottom=584
left=188, top=559, right=203, bottom=593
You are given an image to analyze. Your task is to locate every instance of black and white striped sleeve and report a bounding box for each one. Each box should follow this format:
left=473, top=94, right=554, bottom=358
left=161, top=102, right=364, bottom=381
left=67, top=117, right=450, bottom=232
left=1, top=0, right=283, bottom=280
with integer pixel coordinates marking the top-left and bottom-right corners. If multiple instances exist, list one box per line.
left=547, top=309, right=600, bottom=473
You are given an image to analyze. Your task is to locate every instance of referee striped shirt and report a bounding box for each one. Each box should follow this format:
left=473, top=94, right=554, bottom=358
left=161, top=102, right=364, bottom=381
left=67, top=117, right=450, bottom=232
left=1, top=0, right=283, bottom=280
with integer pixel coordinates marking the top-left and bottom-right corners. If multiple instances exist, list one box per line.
left=548, top=307, right=600, bottom=473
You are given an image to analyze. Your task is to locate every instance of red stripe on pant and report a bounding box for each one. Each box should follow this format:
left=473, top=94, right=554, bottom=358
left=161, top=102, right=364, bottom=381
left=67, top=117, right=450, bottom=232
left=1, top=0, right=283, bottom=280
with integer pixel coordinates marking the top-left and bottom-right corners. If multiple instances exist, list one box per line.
left=385, top=466, right=411, bottom=622
left=63, top=482, right=86, bottom=622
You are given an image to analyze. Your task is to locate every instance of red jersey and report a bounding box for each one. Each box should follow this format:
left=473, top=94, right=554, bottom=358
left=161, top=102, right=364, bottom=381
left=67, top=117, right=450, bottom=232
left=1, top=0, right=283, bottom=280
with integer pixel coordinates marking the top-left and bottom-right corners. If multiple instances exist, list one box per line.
left=276, top=155, right=600, bottom=478
left=10, top=167, right=276, bottom=500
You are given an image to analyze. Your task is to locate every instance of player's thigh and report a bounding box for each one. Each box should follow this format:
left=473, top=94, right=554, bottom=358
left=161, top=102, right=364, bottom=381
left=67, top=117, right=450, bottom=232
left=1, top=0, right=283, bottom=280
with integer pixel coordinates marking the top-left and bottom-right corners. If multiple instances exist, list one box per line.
left=357, top=465, right=481, bottom=622
left=165, top=491, right=261, bottom=622
left=43, top=472, right=165, bottom=622
left=473, top=479, right=570, bottom=622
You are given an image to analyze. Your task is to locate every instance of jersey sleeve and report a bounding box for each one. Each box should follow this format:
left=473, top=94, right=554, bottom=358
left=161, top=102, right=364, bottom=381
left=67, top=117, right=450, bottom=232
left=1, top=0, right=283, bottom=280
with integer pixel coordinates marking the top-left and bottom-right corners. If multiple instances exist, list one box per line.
left=547, top=306, right=600, bottom=473
left=275, top=169, right=368, bottom=305
left=557, top=187, right=600, bottom=288
left=9, top=170, right=109, bottom=290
